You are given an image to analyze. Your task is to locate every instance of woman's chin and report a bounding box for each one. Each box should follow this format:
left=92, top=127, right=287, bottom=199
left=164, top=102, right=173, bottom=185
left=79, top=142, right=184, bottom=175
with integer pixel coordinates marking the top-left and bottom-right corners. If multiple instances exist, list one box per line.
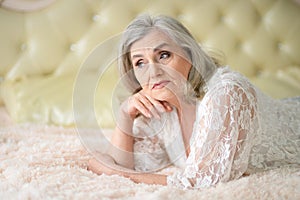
left=151, top=89, right=177, bottom=103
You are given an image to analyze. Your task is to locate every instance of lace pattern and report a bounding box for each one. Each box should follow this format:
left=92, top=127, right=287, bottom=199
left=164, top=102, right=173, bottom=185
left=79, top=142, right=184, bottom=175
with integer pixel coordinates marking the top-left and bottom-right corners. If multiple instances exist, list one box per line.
left=132, top=66, right=300, bottom=189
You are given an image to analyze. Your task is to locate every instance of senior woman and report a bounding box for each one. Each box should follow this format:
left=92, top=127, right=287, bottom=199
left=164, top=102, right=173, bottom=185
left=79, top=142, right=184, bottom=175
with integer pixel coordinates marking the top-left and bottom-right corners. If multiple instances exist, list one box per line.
left=88, top=14, right=300, bottom=189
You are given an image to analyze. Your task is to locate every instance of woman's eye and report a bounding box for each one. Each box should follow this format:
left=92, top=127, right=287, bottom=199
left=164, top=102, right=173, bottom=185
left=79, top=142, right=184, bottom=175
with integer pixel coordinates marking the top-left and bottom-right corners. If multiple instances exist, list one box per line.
left=160, top=51, right=171, bottom=60
left=135, top=60, right=145, bottom=68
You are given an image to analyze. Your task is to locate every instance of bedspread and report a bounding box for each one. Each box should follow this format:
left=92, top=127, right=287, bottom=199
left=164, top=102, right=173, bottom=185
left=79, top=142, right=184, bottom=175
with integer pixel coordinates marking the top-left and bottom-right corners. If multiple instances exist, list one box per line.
left=0, top=107, right=299, bottom=200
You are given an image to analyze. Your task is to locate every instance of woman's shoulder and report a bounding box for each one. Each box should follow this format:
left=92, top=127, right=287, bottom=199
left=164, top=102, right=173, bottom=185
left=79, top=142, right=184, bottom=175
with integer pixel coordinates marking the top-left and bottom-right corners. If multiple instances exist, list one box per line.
left=206, top=66, right=254, bottom=91
left=201, top=66, right=258, bottom=104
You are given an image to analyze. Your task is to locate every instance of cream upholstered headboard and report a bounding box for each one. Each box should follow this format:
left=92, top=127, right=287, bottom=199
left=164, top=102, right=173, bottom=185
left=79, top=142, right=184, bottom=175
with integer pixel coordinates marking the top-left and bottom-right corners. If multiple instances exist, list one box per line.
left=0, top=0, right=300, bottom=128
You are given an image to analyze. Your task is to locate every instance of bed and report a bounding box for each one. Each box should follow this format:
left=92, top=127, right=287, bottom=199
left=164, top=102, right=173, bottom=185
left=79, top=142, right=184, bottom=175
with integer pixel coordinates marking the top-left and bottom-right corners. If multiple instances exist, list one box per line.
left=1, top=107, right=299, bottom=199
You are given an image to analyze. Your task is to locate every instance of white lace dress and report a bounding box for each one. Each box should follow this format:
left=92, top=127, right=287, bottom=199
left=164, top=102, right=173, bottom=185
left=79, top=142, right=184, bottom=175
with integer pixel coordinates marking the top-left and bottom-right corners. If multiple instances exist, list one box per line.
left=132, top=66, right=300, bottom=189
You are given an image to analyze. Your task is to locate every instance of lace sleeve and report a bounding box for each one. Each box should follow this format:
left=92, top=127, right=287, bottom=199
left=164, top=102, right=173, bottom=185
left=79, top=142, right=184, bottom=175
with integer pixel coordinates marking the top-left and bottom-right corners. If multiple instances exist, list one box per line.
left=167, top=82, right=257, bottom=189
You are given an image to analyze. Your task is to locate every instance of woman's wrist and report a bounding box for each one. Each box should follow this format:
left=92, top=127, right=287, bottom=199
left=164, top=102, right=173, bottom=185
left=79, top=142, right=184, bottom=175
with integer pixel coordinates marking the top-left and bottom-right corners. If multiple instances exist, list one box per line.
left=116, top=108, right=135, bottom=136
left=109, top=107, right=135, bottom=168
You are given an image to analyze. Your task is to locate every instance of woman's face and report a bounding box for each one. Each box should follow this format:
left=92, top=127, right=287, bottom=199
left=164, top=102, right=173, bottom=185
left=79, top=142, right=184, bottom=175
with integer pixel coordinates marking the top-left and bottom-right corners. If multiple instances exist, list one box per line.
left=130, top=30, right=192, bottom=102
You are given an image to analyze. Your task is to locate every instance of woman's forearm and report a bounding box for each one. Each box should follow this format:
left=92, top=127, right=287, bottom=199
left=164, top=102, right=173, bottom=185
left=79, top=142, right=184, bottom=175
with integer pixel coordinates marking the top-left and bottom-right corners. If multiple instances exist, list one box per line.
left=112, top=163, right=167, bottom=185
left=121, top=170, right=167, bottom=185
left=88, top=158, right=167, bottom=185
left=103, top=103, right=135, bottom=168
left=107, top=126, right=135, bottom=169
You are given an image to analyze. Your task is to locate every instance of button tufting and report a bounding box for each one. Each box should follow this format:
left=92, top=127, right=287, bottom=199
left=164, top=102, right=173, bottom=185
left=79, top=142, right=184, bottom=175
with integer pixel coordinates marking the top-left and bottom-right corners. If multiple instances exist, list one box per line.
left=177, top=14, right=184, bottom=20
left=70, top=44, right=77, bottom=52
left=20, top=43, right=27, bottom=51
left=219, top=15, right=226, bottom=23
left=92, top=14, right=100, bottom=22
left=277, top=43, right=283, bottom=50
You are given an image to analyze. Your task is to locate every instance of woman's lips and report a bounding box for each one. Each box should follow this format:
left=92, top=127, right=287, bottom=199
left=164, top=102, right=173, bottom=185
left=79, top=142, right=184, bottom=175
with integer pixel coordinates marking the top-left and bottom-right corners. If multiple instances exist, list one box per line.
left=152, top=80, right=170, bottom=89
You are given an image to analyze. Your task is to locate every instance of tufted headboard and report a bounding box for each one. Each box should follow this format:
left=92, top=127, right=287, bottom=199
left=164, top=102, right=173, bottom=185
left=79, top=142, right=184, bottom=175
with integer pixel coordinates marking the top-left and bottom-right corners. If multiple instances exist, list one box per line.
left=0, top=0, right=300, bottom=128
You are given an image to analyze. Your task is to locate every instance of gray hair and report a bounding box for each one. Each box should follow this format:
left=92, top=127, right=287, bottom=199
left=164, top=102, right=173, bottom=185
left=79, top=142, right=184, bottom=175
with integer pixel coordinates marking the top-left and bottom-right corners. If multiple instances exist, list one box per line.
left=118, top=14, right=220, bottom=98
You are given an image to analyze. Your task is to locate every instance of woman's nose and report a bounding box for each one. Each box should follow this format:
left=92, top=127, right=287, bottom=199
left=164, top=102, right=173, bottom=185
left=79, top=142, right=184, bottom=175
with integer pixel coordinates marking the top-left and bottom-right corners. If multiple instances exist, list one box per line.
left=149, top=63, right=163, bottom=78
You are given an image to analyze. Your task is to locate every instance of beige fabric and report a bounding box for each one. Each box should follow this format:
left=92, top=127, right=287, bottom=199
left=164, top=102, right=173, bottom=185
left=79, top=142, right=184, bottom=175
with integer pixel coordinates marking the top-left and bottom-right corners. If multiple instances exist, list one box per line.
left=0, top=0, right=299, bottom=127
left=0, top=0, right=56, bottom=12
left=0, top=107, right=299, bottom=199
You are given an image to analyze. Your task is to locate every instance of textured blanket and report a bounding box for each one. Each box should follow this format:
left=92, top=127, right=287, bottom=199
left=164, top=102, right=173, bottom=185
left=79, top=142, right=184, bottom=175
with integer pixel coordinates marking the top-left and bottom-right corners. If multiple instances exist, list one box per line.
left=0, top=107, right=299, bottom=200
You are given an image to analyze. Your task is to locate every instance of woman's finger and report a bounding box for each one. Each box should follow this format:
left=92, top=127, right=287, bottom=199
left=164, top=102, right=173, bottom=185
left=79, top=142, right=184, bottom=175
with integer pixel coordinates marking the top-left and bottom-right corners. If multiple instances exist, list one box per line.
left=144, top=94, right=167, bottom=113
left=129, top=95, right=152, bottom=118
left=161, top=101, right=173, bottom=112
left=88, top=158, right=105, bottom=175
left=136, top=93, right=161, bottom=119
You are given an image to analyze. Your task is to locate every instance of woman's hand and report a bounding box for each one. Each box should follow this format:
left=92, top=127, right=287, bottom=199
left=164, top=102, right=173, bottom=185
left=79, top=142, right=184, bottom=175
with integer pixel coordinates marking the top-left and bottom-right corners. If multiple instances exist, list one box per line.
left=109, top=90, right=173, bottom=169
left=121, top=90, right=173, bottom=120
left=88, top=153, right=118, bottom=176
left=116, top=90, right=173, bottom=135
left=88, top=153, right=137, bottom=176
left=88, top=153, right=167, bottom=185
